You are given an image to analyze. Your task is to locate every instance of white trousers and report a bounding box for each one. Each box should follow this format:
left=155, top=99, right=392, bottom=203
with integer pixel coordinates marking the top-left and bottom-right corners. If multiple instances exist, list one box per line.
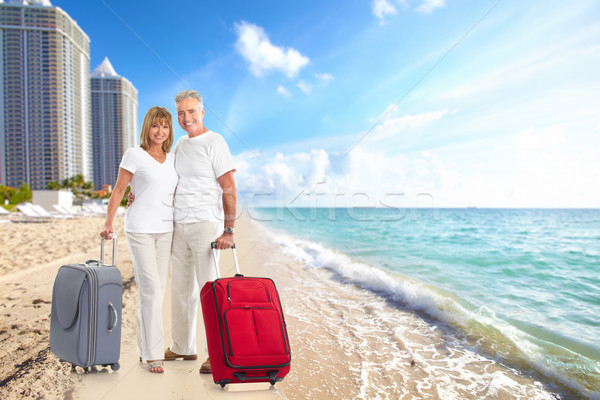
left=126, top=232, right=172, bottom=361
left=170, top=221, right=221, bottom=356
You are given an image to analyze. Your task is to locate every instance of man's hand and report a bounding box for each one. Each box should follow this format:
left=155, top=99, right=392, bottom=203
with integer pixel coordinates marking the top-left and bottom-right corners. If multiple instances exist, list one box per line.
left=214, top=232, right=234, bottom=250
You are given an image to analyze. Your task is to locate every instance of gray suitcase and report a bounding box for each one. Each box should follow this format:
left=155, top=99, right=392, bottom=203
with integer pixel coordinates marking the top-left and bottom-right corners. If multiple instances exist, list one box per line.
left=50, top=235, right=122, bottom=371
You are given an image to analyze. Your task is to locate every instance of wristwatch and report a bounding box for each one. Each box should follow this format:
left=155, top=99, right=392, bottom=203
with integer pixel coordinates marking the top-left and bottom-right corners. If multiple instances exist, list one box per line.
left=224, top=227, right=234, bottom=234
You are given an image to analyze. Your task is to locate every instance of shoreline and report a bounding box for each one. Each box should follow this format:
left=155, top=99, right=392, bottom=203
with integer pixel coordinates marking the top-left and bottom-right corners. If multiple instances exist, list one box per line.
left=0, top=212, right=586, bottom=399
left=254, top=207, right=599, bottom=400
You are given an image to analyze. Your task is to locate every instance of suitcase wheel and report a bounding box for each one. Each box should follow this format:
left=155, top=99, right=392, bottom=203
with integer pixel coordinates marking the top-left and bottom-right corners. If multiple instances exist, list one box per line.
left=270, top=377, right=284, bottom=386
left=217, top=379, right=231, bottom=388
left=111, top=362, right=120, bottom=371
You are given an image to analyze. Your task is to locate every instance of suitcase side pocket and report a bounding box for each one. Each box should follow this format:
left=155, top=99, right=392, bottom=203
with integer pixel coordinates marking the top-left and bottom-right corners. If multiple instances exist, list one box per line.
left=223, top=307, right=290, bottom=365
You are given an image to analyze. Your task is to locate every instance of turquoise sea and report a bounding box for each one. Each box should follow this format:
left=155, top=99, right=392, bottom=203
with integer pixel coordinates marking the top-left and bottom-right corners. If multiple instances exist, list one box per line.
left=251, top=207, right=600, bottom=399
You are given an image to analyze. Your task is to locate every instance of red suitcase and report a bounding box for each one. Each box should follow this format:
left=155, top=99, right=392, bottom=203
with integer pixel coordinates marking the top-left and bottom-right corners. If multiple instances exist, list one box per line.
left=200, top=242, right=291, bottom=388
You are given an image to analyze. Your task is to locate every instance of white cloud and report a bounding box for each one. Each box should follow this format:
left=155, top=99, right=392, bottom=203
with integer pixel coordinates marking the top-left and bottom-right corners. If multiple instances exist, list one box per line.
left=297, top=80, right=313, bottom=94
left=233, top=121, right=600, bottom=208
left=234, top=146, right=454, bottom=208
left=507, top=126, right=582, bottom=205
left=511, top=126, right=566, bottom=155
left=372, top=0, right=397, bottom=24
left=440, top=125, right=600, bottom=208
left=234, top=21, right=309, bottom=78
left=315, top=72, right=334, bottom=84
left=369, top=108, right=449, bottom=141
left=373, top=0, right=442, bottom=23
left=416, top=0, right=446, bottom=14
left=445, top=27, right=600, bottom=102
left=277, top=85, right=291, bottom=98
left=385, top=108, right=448, bottom=125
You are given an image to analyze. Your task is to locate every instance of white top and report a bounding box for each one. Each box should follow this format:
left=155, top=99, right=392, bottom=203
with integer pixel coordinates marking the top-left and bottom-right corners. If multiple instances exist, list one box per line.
left=120, top=147, right=178, bottom=233
left=173, top=131, right=236, bottom=223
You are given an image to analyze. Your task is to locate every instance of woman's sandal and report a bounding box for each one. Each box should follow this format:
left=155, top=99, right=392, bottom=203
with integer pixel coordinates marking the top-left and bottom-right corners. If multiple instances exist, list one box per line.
left=146, top=360, right=164, bottom=373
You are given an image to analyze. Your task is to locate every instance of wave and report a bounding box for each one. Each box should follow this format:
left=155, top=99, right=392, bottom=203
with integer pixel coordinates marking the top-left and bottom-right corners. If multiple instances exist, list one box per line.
left=270, top=231, right=600, bottom=400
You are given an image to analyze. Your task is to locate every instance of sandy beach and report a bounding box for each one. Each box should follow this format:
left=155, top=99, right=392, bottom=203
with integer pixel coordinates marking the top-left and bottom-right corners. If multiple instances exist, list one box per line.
left=0, top=212, right=330, bottom=400
left=0, top=211, right=569, bottom=399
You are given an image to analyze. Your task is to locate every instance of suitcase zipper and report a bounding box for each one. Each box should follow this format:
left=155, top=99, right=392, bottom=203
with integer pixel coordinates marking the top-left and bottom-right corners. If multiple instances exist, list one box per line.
left=72, top=264, right=98, bottom=367
left=211, top=281, right=229, bottom=362
left=87, top=267, right=98, bottom=367
left=226, top=279, right=272, bottom=303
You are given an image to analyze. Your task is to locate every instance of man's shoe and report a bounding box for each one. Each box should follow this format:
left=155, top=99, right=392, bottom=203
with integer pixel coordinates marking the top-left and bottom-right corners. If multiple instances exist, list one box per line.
left=200, top=358, right=211, bottom=374
left=164, top=347, right=198, bottom=361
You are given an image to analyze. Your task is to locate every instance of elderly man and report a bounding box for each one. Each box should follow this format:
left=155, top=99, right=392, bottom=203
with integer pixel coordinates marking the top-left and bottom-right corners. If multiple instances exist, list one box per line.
left=164, top=90, right=237, bottom=374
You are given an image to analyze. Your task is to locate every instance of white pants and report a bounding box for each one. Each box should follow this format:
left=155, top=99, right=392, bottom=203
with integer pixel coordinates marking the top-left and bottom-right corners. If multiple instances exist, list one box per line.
left=170, top=221, right=221, bottom=356
left=126, top=232, right=172, bottom=361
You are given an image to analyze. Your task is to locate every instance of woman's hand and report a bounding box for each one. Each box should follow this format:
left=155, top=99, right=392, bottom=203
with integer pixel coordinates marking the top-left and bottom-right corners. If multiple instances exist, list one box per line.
left=100, top=225, right=114, bottom=240
left=127, top=192, right=135, bottom=207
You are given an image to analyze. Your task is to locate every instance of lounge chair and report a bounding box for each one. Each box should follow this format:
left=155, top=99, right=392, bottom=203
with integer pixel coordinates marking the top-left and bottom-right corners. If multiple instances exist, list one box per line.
left=53, top=204, right=78, bottom=217
left=31, top=204, right=70, bottom=220
left=15, top=203, right=52, bottom=222
left=91, top=203, right=107, bottom=214
left=82, top=204, right=105, bottom=216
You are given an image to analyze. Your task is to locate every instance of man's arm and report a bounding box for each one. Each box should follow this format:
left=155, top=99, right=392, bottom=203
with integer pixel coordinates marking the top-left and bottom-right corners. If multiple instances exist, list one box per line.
left=214, top=170, right=237, bottom=249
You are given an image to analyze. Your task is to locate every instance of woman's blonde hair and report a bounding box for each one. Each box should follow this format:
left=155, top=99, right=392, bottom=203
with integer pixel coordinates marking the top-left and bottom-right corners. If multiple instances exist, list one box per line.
left=140, top=106, right=174, bottom=153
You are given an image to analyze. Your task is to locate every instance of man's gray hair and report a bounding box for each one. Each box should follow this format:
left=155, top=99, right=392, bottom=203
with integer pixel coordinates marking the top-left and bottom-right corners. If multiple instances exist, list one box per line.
left=175, top=90, right=203, bottom=109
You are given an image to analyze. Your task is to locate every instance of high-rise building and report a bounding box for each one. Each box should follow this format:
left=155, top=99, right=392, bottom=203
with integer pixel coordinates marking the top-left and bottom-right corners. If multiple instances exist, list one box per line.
left=91, top=57, right=137, bottom=190
left=0, top=0, right=92, bottom=190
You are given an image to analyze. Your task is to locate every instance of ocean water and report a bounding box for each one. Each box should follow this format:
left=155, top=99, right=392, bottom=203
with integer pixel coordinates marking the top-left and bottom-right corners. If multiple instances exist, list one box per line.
left=251, top=207, right=600, bottom=399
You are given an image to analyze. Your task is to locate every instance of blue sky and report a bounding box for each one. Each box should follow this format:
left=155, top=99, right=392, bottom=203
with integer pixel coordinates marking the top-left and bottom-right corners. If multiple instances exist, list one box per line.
left=53, top=0, right=600, bottom=208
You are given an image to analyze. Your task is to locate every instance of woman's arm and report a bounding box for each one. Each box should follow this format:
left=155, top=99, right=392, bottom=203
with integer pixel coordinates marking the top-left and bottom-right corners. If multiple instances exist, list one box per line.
left=100, top=167, right=134, bottom=239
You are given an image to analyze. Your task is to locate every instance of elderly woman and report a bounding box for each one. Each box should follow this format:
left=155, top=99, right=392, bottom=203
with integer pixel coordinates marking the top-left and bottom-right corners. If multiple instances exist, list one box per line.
left=100, top=106, right=178, bottom=373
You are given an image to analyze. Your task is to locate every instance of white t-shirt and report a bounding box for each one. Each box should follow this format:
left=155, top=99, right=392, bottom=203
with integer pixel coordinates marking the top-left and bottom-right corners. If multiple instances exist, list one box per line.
left=120, top=147, right=178, bottom=233
left=173, top=131, right=236, bottom=223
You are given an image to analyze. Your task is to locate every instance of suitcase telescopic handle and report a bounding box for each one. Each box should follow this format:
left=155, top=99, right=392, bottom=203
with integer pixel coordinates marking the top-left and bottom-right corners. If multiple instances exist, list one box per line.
left=210, top=242, right=241, bottom=279
left=100, top=233, right=117, bottom=266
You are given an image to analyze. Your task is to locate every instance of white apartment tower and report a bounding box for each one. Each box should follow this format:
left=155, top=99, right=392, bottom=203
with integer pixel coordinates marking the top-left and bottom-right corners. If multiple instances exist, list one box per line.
left=0, top=0, right=92, bottom=190
left=91, top=57, right=137, bottom=190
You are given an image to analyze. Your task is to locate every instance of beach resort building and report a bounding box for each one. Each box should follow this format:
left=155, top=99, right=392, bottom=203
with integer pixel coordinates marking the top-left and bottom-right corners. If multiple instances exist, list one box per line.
left=91, top=57, right=137, bottom=190
left=0, top=0, right=92, bottom=190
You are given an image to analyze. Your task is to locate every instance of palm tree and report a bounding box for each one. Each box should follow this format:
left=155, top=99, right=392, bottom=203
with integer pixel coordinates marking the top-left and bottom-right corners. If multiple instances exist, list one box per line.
left=47, top=181, right=60, bottom=190
left=48, top=174, right=95, bottom=202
